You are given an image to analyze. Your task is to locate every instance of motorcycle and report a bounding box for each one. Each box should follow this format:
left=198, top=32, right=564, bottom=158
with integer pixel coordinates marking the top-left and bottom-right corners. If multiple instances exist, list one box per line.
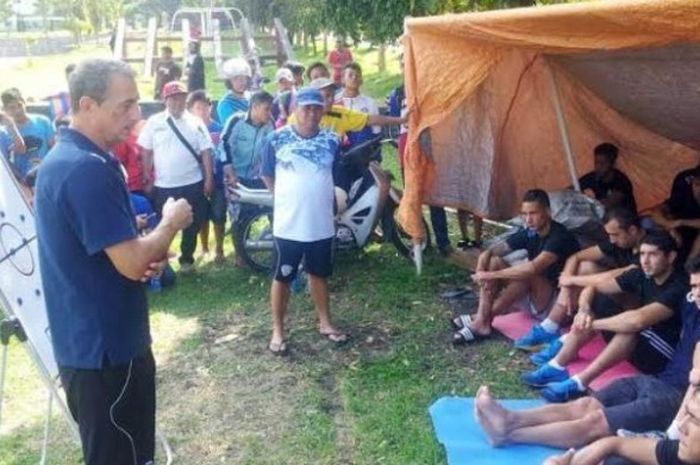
left=227, top=136, right=431, bottom=273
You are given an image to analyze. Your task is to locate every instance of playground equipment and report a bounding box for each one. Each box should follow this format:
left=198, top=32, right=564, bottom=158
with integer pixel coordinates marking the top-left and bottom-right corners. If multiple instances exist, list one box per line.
left=112, top=9, right=294, bottom=84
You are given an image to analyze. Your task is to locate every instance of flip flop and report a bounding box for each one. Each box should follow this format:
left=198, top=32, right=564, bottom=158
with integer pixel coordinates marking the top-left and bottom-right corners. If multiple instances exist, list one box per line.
left=452, top=325, right=490, bottom=346
left=440, top=287, right=475, bottom=300
left=321, top=331, right=349, bottom=344
left=450, top=314, right=474, bottom=330
left=268, top=340, right=289, bottom=355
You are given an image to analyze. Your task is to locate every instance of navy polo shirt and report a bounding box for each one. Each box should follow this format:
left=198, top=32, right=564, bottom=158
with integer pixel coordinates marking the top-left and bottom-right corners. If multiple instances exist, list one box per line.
left=35, top=128, right=150, bottom=370
left=657, top=299, right=700, bottom=391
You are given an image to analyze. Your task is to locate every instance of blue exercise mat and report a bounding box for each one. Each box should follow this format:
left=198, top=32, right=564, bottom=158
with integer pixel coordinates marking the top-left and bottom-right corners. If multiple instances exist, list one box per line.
left=429, top=397, right=564, bottom=465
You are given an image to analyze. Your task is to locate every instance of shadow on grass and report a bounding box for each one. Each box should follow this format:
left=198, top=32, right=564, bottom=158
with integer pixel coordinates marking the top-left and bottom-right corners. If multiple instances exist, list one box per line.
left=5, top=241, right=537, bottom=465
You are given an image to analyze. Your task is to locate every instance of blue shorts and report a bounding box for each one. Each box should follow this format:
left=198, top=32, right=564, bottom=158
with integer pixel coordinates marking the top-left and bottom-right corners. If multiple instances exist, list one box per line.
left=273, top=237, right=333, bottom=282
left=595, top=375, right=683, bottom=434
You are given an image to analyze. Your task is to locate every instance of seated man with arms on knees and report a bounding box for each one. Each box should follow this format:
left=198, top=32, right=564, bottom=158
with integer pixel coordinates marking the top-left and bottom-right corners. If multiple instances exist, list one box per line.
left=578, top=143, right=637, bottom=213
left=452, top=189, right=579, bottom=344
left=518, top=209, right=645, bottom=356
left=648, top=166, right=700, bottom=266
left=523, top=231, right=687, bottom=402
left=476, top=263, right=700, bottom=454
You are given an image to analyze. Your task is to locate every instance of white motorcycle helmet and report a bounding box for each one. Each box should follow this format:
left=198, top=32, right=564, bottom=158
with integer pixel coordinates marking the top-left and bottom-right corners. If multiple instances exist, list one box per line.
left=221, top=57, right=252, bottom=79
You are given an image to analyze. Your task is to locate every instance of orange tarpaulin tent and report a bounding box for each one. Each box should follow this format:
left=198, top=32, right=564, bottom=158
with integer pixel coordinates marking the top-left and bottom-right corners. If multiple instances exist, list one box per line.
left=399, top=0, right=700, bottom=239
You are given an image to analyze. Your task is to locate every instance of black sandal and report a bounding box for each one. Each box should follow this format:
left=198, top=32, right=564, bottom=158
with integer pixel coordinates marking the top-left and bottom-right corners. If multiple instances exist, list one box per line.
left=452, top=325, right=490, bottom=345
left=450, top=314, right=474, bottom=330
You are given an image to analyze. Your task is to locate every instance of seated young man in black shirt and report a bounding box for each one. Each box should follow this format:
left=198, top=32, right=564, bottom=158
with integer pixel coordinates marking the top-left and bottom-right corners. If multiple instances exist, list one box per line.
left=519, top=209, right=645, bottom=358
left=475, top=260, right=700, bottom=458
left=522, top=231, right=686, bottom=402
left=578, top=143, right=637, bottom=213
left=452, top=189, right=579, bottom=344
left=649, top=165, right=700, bottom=267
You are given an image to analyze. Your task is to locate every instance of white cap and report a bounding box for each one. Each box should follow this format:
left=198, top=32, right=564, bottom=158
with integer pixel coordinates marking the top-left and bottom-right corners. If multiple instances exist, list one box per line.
left=221, top=57, right=251, bottom=79
left=310, top=77, right=337, bottom=90
left=275, top=68, right=294, bottom=83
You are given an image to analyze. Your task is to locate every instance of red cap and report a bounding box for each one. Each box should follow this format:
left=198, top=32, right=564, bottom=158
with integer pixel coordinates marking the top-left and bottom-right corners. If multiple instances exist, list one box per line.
left=162, top=81, right=187, bottom=99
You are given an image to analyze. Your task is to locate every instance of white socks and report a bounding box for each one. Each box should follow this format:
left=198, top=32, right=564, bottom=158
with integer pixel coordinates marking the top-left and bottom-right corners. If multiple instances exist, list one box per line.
left=571, top=375, right=586, bottom=391
left=540, top=318, right=560, bottom=333
left=548, top=359, right=565, bottom=370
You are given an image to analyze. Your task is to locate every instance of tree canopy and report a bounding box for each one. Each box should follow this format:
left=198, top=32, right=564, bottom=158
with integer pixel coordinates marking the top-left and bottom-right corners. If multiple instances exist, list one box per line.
left=25, top=0, right=581, bottom=45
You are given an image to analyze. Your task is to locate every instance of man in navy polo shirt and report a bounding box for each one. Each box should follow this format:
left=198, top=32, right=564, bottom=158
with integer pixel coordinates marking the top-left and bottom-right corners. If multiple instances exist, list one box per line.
left=35, top=59, right=193, bottom=465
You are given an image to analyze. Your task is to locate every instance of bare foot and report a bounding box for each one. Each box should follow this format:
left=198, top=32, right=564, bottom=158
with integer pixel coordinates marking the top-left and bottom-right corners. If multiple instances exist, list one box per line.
left=270, top=332, right=285, bottom=347
left=468, top=317, right=492, bottom=337
left=319, top=325, right=348, bottom=342
left=475, top=385, right=509, bottom=447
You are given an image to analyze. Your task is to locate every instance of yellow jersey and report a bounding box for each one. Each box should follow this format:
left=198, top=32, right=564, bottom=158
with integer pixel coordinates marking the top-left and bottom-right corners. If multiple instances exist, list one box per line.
left=289, top=105, right=369, bottom=139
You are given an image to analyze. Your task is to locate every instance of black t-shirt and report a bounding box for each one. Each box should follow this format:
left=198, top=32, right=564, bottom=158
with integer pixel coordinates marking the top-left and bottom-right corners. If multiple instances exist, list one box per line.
left=505, top=220, right=580, bottom=284
left=664, top=168, right=700, bottom=262
left=598, top=241, right=639, bottom=269
left=665, top=168, right=700, bottom=219
left=656, top=440, right=687, bottom=465
left=187, top=54, right=205, bottom=92
left=579, top=168, right=637, bottom=212
left=154, top=60, right=182, bottom=97
left=615, top=268, right=687, bottom=357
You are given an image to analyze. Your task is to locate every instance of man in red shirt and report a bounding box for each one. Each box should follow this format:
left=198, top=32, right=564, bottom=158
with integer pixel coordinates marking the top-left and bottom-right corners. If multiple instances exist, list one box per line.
left=327, top=39, right=353, bottom=85
left=114, top=119, right=146, bottom=195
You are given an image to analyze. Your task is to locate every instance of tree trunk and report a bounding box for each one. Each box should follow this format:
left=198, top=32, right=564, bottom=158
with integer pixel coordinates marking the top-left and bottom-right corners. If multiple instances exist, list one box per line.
left=377, top=43, right=386, bottom=73
left=323, top=32, right=328, bottom=56
left=312, top=33, right=317, bottom=54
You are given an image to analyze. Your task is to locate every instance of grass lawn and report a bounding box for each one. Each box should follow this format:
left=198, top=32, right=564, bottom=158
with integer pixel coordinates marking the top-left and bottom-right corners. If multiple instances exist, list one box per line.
left=1, top=39, right=535, bottom=465
left=1, top=227, right=535, bottom=465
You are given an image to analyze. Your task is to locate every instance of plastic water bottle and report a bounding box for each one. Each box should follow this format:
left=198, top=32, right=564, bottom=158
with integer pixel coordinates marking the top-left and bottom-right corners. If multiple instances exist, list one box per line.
left=149, top=276, right=162, bottom=293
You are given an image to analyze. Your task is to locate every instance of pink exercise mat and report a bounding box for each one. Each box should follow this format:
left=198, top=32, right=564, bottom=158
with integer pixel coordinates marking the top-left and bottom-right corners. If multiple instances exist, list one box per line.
left=492, top=309, right=639, bottom=390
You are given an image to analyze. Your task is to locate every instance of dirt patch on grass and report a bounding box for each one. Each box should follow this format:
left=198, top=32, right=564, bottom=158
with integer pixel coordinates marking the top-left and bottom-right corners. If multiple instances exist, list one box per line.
left=157, top=336, right=309, bottom=464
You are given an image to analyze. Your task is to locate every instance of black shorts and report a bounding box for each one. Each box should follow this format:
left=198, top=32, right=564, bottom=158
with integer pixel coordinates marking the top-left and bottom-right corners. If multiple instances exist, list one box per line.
left=273, top=237, right=333, bottom=282
left=207, top=187, right=227, bottom=224
left=592, top=295, right=670, bottom=374
left=594, top=375, right=683, bottom=434
left=59, top=350, right=156, bottom=465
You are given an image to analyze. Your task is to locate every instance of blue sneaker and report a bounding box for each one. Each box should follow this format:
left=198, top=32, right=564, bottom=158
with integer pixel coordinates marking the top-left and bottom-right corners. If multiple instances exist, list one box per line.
left=514, top=324, right=560, bottom=351
left=521, top=364, right=569, bottom=387
left=540, top=378, right=586, bottom=402
left=529, top=339, right=564, bottom=366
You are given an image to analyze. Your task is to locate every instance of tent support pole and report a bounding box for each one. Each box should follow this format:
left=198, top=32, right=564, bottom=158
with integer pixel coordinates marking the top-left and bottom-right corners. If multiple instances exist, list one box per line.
left=546, top=61, right=580, bottom=191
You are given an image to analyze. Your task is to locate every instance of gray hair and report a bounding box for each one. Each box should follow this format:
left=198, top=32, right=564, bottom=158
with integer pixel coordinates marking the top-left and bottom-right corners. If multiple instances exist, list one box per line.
left=69, top=59, right=135, bottom=112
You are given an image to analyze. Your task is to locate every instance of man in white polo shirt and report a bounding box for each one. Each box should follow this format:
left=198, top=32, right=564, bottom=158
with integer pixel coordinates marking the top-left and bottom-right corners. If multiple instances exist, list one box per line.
left=139, top=81, right=213, bottom=270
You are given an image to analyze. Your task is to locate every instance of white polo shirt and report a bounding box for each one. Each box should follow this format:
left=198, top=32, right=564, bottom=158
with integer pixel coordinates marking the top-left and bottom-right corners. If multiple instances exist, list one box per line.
left=138, top=110, right=213, bottom=188
left=334, top=93, right=381, bottom=134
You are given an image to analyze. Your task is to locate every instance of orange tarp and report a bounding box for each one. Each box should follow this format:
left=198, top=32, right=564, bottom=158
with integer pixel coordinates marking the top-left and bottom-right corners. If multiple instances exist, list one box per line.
left=400, top=0, right=700, bottom=238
